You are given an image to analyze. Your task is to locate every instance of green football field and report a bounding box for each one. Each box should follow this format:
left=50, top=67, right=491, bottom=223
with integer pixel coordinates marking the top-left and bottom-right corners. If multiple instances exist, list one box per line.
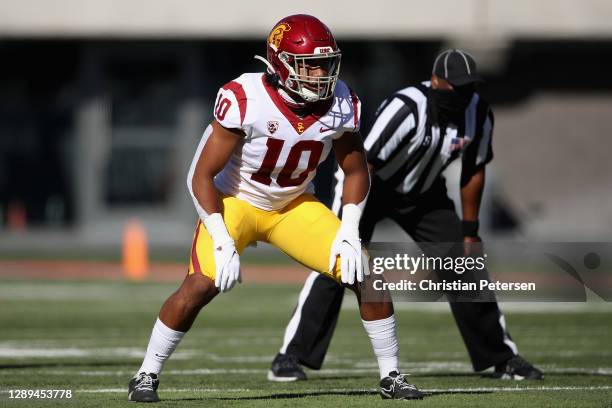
left=1, top=279, right=611, bottom=407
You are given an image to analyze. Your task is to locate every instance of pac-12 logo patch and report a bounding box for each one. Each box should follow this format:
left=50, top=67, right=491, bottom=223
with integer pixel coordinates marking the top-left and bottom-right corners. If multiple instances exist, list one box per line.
left=268, top=23, right=291, bottom=50
left=267, top=120, right=279, bottom=134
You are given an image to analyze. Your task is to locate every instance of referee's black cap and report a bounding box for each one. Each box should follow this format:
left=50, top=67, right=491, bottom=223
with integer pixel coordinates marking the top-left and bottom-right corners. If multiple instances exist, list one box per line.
left=432, top=49, right=484, bottom=86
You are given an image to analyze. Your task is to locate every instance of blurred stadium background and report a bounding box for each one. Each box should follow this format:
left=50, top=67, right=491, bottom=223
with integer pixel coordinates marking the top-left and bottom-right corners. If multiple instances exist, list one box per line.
left=1, top=1, right=611, bottom=406
left=2, top=0, right=612, bottom=254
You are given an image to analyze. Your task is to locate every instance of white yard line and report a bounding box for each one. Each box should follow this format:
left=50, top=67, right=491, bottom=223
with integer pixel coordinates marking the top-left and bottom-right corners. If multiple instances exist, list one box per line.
left=424, top=385, right=612, bottom=393
left=0, top=346, right=196, bottom=360
left=1, top=366, right=611, bottom=376
left=2, top=281, right=611, bottom=312
left=1, top=347, right=611, bottom=377
left=341, top=300, right=612, bottom=313
left=2, top=345, right=611, bottom=361
left=2, top=386, right=611, bottom=394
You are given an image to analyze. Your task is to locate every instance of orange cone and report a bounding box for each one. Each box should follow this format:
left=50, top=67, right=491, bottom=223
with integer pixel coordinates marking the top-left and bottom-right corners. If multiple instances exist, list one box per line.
left=122, top=219, right=149, bottom=281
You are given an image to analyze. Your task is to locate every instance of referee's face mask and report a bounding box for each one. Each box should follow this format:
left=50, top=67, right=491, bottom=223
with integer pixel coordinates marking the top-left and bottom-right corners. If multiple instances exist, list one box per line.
left=431, top=84, right=476, bottom=114
left=430, top=84, right=475, bottom=124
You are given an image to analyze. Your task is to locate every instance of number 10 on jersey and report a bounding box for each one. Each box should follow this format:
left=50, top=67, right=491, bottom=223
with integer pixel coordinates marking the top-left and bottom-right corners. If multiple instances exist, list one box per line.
left=252, top=138, right=323, bottom=187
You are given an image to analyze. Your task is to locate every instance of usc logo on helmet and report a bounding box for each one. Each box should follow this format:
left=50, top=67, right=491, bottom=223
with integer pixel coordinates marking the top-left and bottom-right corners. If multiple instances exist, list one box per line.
left=268, top=23, right=291, bottom=50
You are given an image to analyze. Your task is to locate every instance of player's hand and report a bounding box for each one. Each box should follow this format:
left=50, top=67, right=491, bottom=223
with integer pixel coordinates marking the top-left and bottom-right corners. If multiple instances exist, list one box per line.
left=202, top=213, right=241, bottom=293
left=213, top=240, right=241, bottom=293
left=328, top=228, right=370, bottom=285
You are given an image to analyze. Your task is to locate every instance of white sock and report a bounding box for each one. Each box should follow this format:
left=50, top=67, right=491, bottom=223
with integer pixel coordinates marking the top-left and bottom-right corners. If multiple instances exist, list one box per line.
left=137, top=318, right=185, bottom=376
left=362, top=315, right=400, bottom=379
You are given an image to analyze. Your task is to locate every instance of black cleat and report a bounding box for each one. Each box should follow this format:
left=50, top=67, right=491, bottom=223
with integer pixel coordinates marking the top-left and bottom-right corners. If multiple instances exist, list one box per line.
left=128, top=372, right=160, bottom=402
left=267, top=353, right=307, bottom=382
left=493, top=355, right=544, bottom=380
left=379, top=371, right=424, bottom=400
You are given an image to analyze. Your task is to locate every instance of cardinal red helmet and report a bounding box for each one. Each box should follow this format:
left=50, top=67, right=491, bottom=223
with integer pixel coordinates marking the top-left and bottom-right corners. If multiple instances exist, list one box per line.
left=264, top=14, right=341, bottom=102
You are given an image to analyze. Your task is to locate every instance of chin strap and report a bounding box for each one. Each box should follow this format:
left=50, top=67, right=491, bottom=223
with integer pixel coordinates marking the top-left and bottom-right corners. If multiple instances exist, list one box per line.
left=254, top=54, right=310, bottom=108
left=254, top=55, right=276, bottom=76
left=255, top=55, right=308, bottom=108
left=277, top=88, right=305, bottom=108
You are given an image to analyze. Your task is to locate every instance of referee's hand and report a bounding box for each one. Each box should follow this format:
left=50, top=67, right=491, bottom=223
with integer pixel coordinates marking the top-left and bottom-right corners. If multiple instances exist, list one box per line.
left=463, top=235, right=483, bottom=257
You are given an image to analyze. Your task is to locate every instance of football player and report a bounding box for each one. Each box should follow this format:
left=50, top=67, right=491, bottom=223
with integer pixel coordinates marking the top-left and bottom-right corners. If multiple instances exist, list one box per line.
left=128, top=14, right=423, bottom=402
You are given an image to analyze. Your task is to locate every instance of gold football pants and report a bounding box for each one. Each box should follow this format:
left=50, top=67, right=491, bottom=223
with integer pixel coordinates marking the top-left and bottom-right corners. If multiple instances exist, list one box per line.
left=188, top=194, right=342, bottom=282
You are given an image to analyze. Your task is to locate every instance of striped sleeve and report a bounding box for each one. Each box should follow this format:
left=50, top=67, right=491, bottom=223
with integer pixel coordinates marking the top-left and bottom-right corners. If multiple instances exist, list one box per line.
left=213, top=78, right=249, bottom=131
left=462, top=105, right=494, bottom=173
left=363, top=95, right=417, bottom=170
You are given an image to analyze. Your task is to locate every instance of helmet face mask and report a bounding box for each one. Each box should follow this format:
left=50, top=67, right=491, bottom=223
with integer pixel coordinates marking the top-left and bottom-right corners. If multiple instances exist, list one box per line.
left=279, top=51, right=341, bottom=102
left=263, top=14, right=341, bottom=103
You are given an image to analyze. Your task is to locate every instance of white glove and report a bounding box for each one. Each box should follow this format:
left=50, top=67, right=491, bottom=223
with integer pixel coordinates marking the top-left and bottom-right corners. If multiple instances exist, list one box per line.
left=328, top=204, right=370, bottom=285
left=213, top=240, right=241, bottom=292
left=203, top=213, right=241, bottom=293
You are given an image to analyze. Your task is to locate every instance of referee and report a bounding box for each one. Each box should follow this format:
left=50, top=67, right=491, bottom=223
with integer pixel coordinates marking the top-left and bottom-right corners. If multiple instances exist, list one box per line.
left=268, top=49, right=543, bottom=381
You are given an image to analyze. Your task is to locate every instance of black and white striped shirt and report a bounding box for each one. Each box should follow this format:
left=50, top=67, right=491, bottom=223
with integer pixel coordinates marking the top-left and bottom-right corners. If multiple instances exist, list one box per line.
left=329, top=81, right=494, bottom=214
left=365, top=81, right=493, bottom=195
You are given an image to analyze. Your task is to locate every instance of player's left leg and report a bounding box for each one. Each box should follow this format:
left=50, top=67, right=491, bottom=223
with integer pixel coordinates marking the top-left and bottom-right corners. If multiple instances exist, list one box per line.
left=265, top=194, right=423, bottom=399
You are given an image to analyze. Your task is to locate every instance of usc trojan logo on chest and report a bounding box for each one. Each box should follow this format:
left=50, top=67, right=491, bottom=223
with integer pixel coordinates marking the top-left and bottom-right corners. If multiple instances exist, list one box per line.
left=269, top=23, right=291, bottom=50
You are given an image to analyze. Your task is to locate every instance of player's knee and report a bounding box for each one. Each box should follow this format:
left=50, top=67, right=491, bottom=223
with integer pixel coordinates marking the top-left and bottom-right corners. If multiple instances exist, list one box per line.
left=179, top=273, right=218, bottom=309
left=347, top=279, right=393, bottom=305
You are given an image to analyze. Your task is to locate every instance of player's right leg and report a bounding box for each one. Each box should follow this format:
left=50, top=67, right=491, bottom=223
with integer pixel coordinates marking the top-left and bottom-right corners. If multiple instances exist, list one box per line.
left=269, top=183, right=385, bottom=382
left=128, top=272, right=217, bottom=402
left=266, top=194, right=423, bottom=399
left=128, top=196, right=257, bottom=402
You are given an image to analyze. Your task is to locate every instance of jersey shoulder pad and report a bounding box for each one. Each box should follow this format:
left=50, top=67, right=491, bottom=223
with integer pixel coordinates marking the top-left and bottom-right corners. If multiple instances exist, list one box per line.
left=213, top=73, right=260, bottom=131
left=330, top=79, right=361, bottom=134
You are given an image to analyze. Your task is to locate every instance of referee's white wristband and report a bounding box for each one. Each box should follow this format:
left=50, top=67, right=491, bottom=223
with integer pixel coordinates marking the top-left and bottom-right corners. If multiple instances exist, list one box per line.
left=203, top=213, right=233, bottom=247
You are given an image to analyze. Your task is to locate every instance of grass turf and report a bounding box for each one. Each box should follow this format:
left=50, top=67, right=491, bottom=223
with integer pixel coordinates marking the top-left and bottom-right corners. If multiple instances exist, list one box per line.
left=0, top=280, right=611, bottom=407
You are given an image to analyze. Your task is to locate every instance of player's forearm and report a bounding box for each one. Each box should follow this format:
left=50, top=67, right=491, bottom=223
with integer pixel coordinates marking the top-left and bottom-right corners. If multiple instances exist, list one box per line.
left=191, top=173, right=221, bottom=215
left=460, top=167, right=485, bottom=222
left=338, top=162, right=369, bottom=239
left=190, top=173, right=235, bottom=246
left=342, top=166, right=370, bottom=209
left=333, top=132, right=370, bottom=210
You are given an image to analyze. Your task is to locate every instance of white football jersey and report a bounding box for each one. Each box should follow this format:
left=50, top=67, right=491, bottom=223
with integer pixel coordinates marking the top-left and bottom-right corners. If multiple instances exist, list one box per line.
left=191, top=73, right=361, bottom=211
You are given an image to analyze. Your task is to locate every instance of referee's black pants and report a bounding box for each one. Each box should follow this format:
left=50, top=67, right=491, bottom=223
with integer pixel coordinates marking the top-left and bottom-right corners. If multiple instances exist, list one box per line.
left=281, top=176, right=517, bottom=372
